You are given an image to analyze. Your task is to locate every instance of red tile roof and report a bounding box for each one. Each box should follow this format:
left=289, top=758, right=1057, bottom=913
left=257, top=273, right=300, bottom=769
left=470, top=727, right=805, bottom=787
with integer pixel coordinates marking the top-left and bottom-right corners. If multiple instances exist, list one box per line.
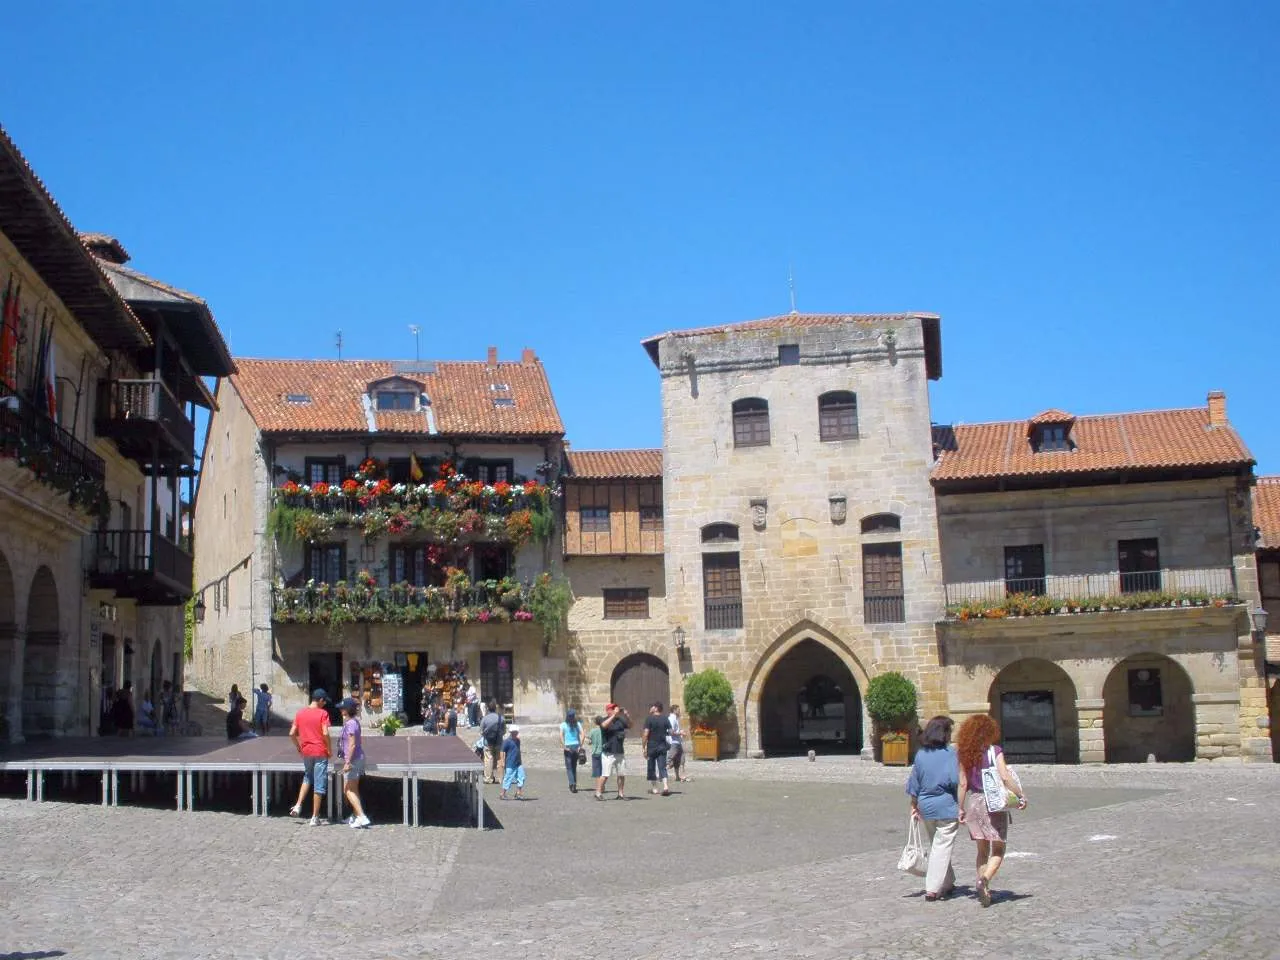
left=641, top=312, right=942, bottom=378
left=1254, top=477, right=1280, bottom=550
left=933, top=403, right=1254, bottom=486
left=1028, top=409, right=1076, bottom=425
left=231, top=357, right=565, bottom=437
left=565, top=449, right=663, bottom=480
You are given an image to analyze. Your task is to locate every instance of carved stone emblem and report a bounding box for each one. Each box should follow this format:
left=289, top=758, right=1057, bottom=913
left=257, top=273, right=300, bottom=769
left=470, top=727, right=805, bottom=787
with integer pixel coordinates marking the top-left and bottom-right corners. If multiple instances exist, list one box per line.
left=749, top=498, right=767, bottom=531
left=829, top=495, right=847, bottom=524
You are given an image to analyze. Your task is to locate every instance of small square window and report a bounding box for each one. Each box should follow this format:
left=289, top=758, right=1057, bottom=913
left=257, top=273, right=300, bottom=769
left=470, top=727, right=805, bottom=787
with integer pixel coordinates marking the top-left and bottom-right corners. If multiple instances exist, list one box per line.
left=580, top=506, right=610, bottom=534
left=1033, top=425, right=1070, bottom=452
left=376, top=391, right=416, bottom=411
left=778, top=344, right=800, bottom=366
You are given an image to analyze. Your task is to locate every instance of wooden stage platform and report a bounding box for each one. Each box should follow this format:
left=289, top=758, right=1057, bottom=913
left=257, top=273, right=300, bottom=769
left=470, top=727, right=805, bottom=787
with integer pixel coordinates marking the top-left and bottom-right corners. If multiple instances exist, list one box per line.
left=0, top=734, right=487, bottom=828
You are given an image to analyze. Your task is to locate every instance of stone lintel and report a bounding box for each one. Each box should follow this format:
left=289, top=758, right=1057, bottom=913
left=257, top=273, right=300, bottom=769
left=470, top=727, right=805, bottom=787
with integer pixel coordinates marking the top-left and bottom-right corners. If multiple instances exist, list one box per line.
left=1191, top=691, right=1240, bottom=705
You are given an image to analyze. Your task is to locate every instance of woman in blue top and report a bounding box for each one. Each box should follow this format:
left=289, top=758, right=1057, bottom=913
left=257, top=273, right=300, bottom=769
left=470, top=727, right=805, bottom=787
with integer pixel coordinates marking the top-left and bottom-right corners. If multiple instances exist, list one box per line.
left=905, top=715, right=959, bottom=901
left=559, top=708, right=585, bottom=793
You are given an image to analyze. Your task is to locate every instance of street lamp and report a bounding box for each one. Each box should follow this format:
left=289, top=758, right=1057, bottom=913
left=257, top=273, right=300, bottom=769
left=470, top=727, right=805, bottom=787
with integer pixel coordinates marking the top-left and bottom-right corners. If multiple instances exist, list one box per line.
left=194, top=592, right=207, bottom=624
left=1250, top=607, right=1268, bottom=640
left=672, top=625, right=686, bottom=654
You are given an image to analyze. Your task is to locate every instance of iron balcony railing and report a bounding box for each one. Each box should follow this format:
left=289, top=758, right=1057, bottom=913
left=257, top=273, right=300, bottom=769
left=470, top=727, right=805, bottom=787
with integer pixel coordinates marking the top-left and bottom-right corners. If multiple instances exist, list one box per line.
left=0, top=385, right=107, bottom=513
left=704, top=597, right=743, bottom=630
left=864, top=595, right=906, bottom=624
left=945, top=567, right=1240, bottom=618
left=90, top=528, right=193, bottom=590
left=96, top=378, right=195, bottom=455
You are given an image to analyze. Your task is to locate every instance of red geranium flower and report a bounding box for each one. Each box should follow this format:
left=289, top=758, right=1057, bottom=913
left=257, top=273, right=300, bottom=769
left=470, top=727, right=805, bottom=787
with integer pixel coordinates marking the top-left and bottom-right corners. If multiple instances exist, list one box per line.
left=281, top=480, right=300, bottom=495
left=431, top=479, right=448, bottom=494
left=312, top=481, right=330, bottom=496
left=341, top=478, right=360, bottom=494
left=523, top=480, right=540, bottom=494
left=373, top=479, right=392, bottom=496
left=493, top=481, right=512, bottom=497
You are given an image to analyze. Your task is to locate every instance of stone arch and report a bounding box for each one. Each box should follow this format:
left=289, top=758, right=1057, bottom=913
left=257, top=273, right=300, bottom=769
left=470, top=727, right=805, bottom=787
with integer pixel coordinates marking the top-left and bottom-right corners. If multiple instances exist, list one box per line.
left=758, top=638, right=863, bottom=755
left=22, top=565, right=61, bottom=738
left=743, top=618, right=872, bottom=758
left=609, top=653, right=671, bottom=725
left=987, top=658, right=1080, bottom=764
left=588, top=634, right=677, bottom=714
left=1103, top=654, right=1195, bottom=763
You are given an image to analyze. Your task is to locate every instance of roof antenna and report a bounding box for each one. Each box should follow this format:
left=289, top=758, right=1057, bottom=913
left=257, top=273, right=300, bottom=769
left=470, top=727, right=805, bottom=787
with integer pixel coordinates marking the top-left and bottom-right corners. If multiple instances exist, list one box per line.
left=788, top=264, right=798, bottom=315
left=335, top=329, right=343, bottom=360
left=409, top=324, right=421, bottom=361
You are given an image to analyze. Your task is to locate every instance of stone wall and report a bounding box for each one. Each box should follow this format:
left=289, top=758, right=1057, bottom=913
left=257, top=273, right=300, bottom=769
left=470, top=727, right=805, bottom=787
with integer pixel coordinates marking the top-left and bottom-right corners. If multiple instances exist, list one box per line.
left=654, top=316, right=946, bottom=756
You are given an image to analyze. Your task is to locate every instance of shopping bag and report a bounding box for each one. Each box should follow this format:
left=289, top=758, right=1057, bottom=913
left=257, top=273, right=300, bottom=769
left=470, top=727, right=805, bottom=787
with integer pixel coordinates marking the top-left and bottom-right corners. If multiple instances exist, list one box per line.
left=981, top=746, right=1020, bottom=813
left=897, top=816, right=929, bottom=876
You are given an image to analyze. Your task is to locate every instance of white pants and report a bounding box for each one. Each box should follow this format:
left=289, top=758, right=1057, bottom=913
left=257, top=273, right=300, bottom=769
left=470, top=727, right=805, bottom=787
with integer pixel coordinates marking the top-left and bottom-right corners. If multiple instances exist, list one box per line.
left=921, top=818, right=958, bottom=895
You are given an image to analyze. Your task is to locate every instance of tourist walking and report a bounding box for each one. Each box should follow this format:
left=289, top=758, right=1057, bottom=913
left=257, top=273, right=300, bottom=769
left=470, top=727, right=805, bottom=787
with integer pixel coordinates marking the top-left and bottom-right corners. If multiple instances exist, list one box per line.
left=500, top=726, right=526, bottom=800
left=480, top=701, right=505, bottom=784
left=642, top=702, right=672, bottom=796
left=289, top=689, right=333, bottom=826
left=956, top=714, right=1028, bottom=907
left=337, top=698, right=371, bottom=828
left=667, top=705, right=690, bottom=783
left=253, top=683, right=272, bottom=735
left=445, top=702, right=458, bottom=736
left=589, top=714, right=605, bottom=781
left=466, top=681, right=480, bottom=727
left=905, top=716, right=959, bottom=901
left=595, top=703, right=631, bottom=800
left=560, top=708, right=585, bottom=793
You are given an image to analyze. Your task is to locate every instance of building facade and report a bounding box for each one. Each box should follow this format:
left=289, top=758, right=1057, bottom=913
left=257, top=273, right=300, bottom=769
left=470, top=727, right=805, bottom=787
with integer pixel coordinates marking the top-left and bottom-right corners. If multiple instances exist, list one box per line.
left=1250, top=476, right=1280, bottom=761
left=0, top=126, right=230, bottom=741
left=191, top=350, right=575, bottom=723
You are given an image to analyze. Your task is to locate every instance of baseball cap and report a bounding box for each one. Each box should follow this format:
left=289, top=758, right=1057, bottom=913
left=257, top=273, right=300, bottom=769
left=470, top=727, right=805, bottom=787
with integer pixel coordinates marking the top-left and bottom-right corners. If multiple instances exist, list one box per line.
left=509, top=725, right=520, bottom=734
left=311, top=688, right=328, bottom=702
left=338, top=697, right=358, bottom=712
left=605, top=702, right=617, bottom=712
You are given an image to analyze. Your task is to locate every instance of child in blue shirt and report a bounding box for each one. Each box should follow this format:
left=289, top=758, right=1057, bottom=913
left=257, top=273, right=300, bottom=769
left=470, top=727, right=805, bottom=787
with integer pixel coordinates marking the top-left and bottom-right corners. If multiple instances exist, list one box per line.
left=500, top=726, right=525, bottom=800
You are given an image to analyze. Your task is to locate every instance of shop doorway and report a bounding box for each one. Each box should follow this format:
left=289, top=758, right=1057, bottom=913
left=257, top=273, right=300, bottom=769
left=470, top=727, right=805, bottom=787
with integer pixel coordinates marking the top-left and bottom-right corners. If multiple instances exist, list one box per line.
left=308, top=652, right=343, bottom=724
left=759, top=639, right=862, bottom=755
left=401, top=652, right=430, bottom=723
left=610, top=653, right=671, bottom=729
left=480, top=651, right=515, bottom=716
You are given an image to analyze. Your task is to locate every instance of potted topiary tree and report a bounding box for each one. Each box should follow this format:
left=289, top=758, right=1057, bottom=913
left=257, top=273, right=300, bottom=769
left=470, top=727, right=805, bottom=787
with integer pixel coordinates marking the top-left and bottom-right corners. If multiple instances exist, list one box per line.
left=865, top=671, right=917, bottom=766
left=683, top=668, right=734, bottom=761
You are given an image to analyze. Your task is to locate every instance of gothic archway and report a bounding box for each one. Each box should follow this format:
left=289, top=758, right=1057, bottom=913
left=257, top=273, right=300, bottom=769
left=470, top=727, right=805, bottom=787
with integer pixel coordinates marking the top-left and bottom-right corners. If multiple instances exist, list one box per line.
left=759, top=638, right=862, bottom=756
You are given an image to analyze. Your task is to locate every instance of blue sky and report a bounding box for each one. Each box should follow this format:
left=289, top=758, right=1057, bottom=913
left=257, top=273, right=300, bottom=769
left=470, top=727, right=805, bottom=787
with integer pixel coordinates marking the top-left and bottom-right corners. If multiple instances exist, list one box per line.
left=4, top=3, right=1278, bottom=468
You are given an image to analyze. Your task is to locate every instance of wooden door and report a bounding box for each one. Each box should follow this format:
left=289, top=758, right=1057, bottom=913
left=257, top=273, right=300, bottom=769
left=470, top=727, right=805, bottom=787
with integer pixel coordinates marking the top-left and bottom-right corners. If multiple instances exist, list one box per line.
left=610, top=654, right=670, bottom=731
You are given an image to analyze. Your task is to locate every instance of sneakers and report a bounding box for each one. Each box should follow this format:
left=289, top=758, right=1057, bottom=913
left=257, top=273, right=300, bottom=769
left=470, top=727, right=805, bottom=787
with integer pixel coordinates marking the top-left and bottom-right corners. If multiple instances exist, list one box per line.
left=351, top=814, right=371, bottom=829
left=345, top=815, right=355, bottom=826
left=308, top=816, right=323, bottom=827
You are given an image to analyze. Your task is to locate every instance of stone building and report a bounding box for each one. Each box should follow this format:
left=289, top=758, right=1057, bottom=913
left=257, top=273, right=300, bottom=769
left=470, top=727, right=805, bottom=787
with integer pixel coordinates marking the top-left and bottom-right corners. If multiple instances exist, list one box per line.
left=639, top=313, right=947, bottom=757
left=561, top=449, right=669, bottom=720
left=1250, top=476, right=1280, bottom=760
left=0, top=126, right=231, bottom=741
left=933, top=396, right=1269, bottom=763
left=190, top=349, right=574, bottom=723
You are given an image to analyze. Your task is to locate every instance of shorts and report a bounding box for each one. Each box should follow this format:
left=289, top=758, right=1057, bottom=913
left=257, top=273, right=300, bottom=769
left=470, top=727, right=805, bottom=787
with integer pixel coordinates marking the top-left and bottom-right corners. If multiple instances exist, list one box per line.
left=342, top=756, right=366, bottom=783
left=502, top=765, right=526, bottom=792
left=602, top=753, right=627, bottom=779
left=591, top=753, right=602, bottom=778
left=302, top=756, right=329, bottom=795
left=669, top=741, right=684, bottom=764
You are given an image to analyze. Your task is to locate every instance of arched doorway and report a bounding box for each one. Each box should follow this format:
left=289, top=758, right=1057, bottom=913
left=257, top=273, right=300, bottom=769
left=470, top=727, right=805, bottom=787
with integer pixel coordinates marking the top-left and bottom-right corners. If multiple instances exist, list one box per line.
left=0, top=549, right=14, bottom=737
left=1103, top=654, right=1195, bottom=763
left=23, top=566, right=60, bottom=738
left=759, top=638, right=862, bottom=755
left=610, top=653, right=670, bottom=726
left=988, top=658, right=1080, bottom=764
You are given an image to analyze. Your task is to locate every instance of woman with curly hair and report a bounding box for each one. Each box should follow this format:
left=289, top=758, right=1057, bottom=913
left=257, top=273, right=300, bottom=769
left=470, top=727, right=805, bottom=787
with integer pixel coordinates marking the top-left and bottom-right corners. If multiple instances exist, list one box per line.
left=955, top=714, right=1028, bottom=907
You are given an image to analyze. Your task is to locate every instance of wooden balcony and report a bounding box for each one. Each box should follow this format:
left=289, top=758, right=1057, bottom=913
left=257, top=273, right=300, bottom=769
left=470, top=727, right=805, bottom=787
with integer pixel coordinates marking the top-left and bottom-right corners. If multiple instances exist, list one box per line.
left=88, top=528, right=193, bottom=605
left=0, top=386, right=107, bottom=515
left=95, top=378, right=195, bottom=466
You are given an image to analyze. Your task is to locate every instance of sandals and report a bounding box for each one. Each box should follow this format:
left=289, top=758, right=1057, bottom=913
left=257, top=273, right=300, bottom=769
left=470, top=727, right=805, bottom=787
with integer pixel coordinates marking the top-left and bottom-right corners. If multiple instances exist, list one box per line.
left=976, top=876, right=992, bottom=908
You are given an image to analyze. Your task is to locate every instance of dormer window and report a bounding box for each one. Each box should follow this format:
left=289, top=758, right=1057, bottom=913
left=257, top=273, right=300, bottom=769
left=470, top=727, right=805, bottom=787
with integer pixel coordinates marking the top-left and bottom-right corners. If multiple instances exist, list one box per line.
left=1032, top=424, right=1071, bottom=452
left=376, top=390, right=417, bottom=411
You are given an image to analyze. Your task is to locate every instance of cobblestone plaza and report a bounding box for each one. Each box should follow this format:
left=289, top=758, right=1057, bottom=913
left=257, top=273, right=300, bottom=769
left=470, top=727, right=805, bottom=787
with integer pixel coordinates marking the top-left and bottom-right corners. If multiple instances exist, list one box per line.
left=3, top=746, right=1277, bottom=960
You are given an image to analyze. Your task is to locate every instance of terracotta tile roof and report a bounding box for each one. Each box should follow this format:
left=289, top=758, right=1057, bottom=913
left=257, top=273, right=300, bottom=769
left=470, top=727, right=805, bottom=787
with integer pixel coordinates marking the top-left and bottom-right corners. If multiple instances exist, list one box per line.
left=1254, top=477, right=1280, bottom=550
left=231, top=357, right=565, bottom=437
left=933, top=403, right=1254, bottom=486
left=1027, top=409, right=1076, bottom=425
left=641, top=311, right=943, bottom=379
left=565, top=449, right=663, bottom=480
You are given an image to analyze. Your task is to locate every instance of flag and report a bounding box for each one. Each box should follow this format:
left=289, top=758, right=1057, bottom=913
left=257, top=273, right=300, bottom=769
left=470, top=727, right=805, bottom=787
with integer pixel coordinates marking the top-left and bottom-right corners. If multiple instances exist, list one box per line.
left=0, top=276, right=14, bottom=391
left=409, top=452, right=424, bottom=482
left=44, top=317, right=57, bottom=423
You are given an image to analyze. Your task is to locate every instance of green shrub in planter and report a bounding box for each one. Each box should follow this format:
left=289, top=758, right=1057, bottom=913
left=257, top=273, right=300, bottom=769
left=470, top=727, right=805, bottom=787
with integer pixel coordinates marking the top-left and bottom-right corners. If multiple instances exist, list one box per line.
left=683, top=668, right=734, bottom=727
left=865, top=671, right=918, bottom=729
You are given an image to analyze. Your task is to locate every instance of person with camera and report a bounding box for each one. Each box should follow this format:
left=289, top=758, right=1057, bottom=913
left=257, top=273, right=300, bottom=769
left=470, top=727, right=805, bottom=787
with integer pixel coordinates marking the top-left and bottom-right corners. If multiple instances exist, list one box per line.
left=594, top=702, right=631, bottom=801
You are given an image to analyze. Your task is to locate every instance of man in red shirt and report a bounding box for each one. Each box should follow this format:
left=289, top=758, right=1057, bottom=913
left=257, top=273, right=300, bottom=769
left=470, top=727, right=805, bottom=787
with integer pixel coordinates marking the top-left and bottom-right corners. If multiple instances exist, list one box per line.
left=289, top=689, right=333, bottom=825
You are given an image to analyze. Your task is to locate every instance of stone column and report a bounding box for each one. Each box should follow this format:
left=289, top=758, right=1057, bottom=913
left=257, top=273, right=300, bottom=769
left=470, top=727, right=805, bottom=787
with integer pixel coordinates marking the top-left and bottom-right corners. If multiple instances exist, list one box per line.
left=1192, top=691, right=1241, bottom=760
left=1076, top=698, right=1105, bottom=764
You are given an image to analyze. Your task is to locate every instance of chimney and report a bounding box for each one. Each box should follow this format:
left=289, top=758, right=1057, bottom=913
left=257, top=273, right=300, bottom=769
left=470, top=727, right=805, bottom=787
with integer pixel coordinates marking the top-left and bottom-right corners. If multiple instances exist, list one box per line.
left=521, top=347, right=537, bottom=364
left=486, top=346, right=498, bottom=368
left=1207, top=390, right=1227, bottom=426
left=79, top=233, right=130, bottom=264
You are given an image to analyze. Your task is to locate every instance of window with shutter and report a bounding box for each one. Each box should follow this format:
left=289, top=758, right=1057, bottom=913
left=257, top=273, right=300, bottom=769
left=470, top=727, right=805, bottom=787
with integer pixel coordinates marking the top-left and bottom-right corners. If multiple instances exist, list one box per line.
left=862, top=542, right=904, bottom=623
